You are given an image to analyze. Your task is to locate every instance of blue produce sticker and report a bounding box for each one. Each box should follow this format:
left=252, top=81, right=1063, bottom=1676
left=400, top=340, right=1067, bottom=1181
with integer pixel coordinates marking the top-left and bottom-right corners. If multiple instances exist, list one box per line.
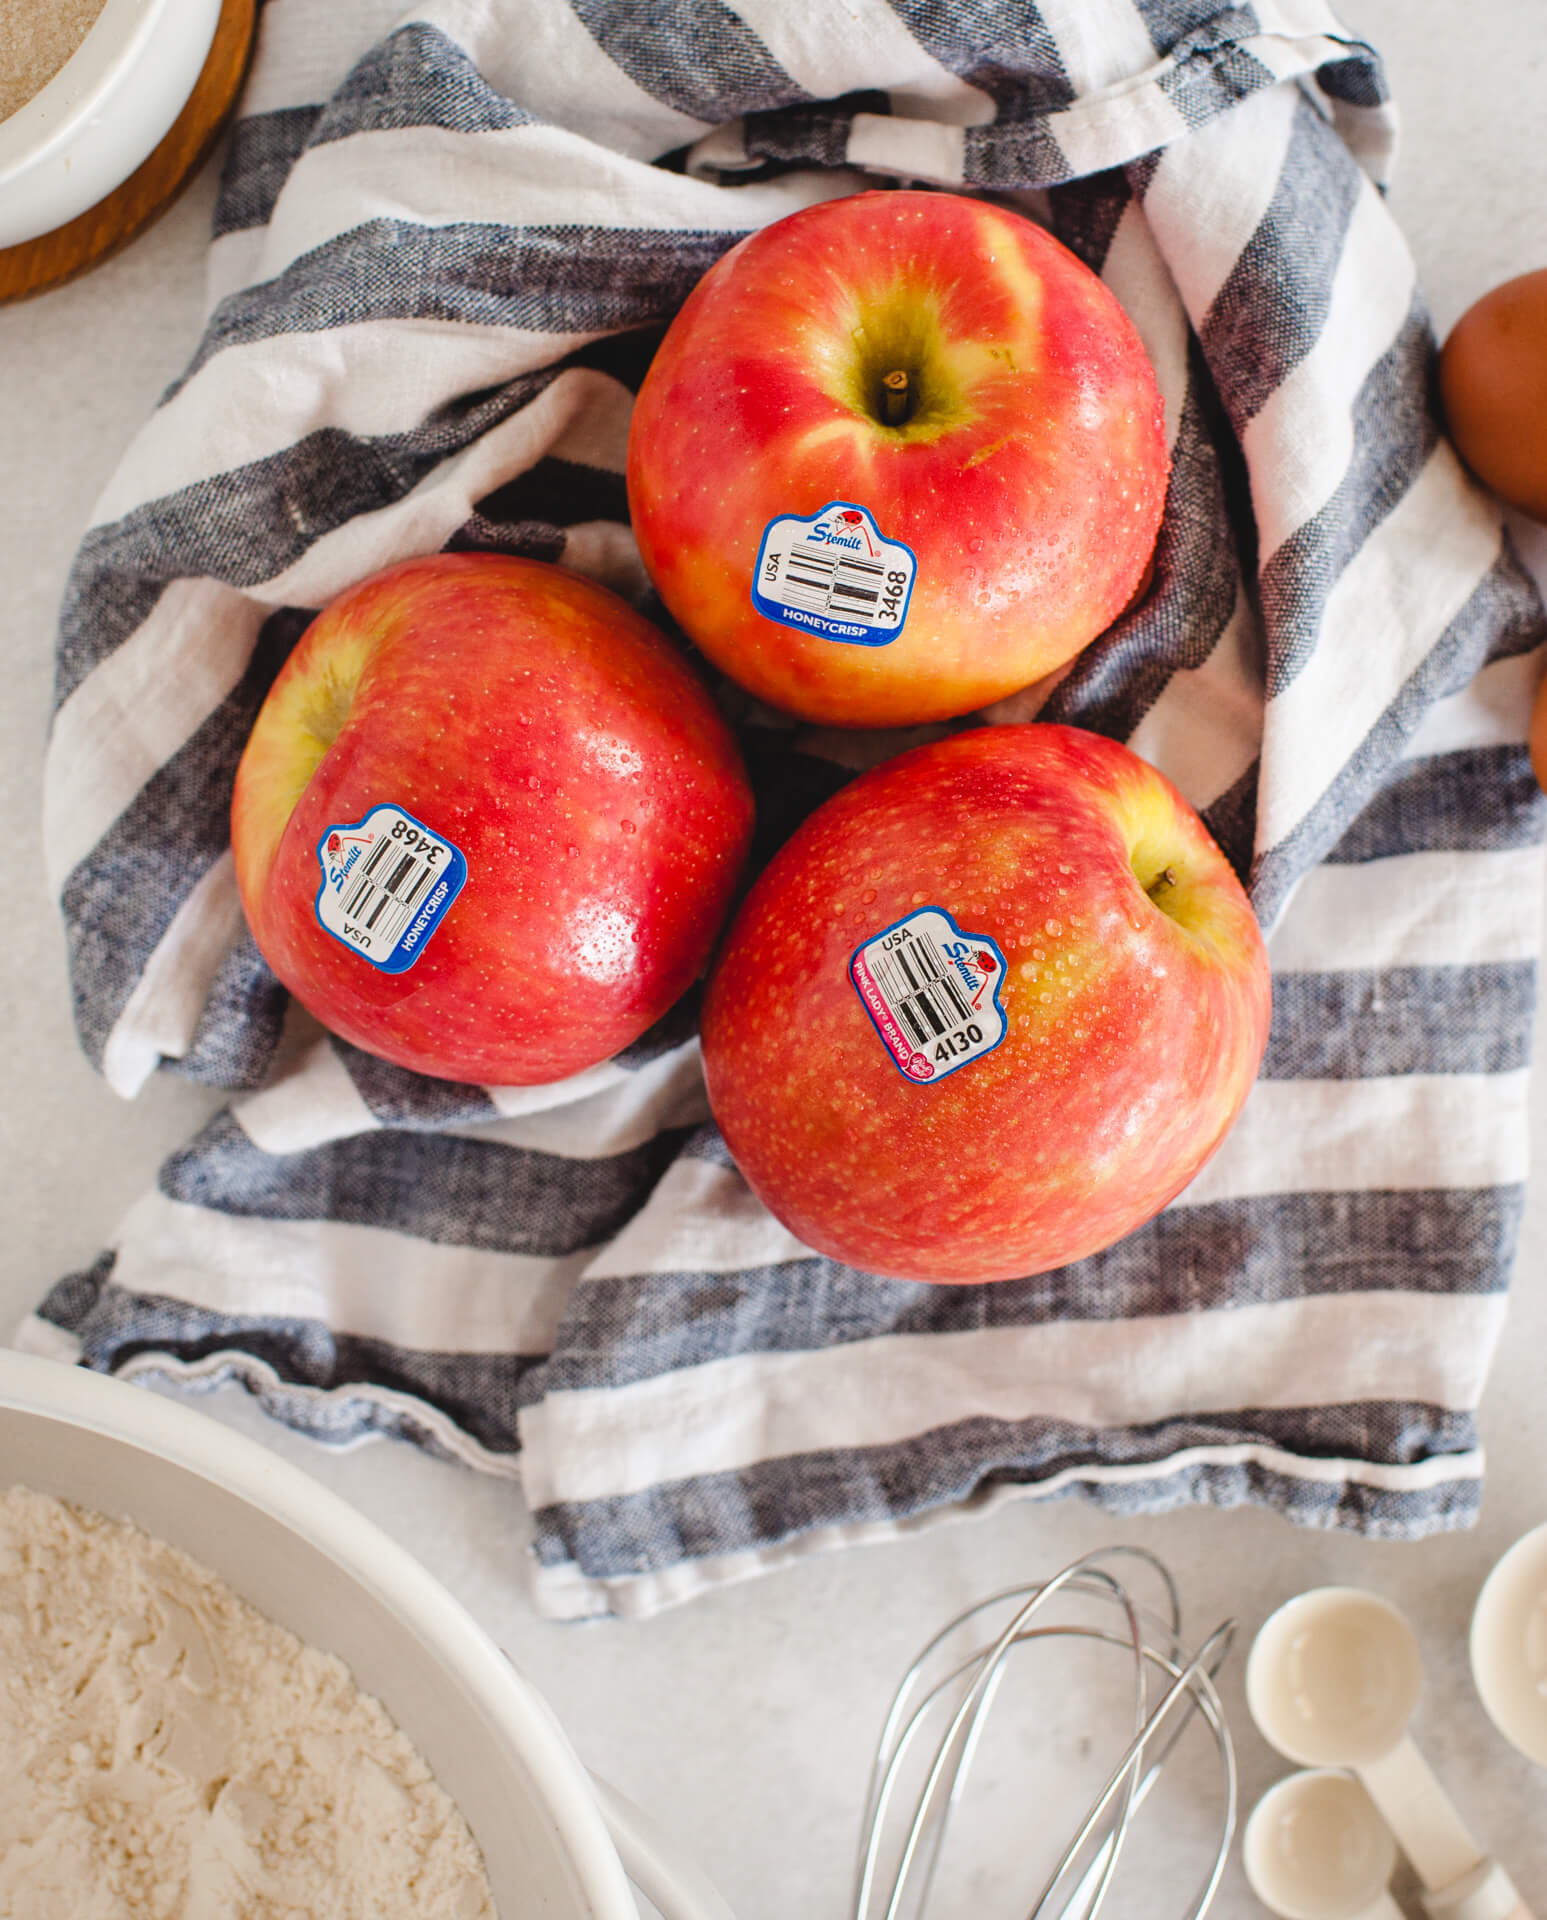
left=751, top=500, right=916, bottom=646
left=314, top=803, right=467, bottom=973
left=850, top=907, right=1008, bottom=1083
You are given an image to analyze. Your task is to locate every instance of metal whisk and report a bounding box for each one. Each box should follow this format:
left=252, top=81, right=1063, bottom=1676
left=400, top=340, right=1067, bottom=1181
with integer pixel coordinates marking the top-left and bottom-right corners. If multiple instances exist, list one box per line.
left=851, top=1546, right=1237, bottom=1920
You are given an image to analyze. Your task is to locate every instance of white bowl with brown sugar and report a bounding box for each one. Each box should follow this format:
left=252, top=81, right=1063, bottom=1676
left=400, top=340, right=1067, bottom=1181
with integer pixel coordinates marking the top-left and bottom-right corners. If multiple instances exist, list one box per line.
left=0, top=0, right=222, bottom=249
left=0, top=1349, right=732, bottom=1918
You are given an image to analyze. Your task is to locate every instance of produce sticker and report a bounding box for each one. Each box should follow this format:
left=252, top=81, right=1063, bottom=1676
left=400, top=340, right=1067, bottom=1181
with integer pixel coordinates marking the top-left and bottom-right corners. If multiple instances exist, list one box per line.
left=751, top=500, right=917, bottom=645
left=850, top=907, right=1007, bottom=1083
left=314, top=803, right=467, bottom=973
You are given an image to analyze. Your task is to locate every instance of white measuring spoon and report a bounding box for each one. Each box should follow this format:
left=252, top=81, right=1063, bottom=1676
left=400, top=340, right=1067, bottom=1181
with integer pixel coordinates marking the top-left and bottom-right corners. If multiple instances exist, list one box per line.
left=1246, top=1588, right=1533, bottom=1920
left=1243, top=1770, right=1401, bottom=1920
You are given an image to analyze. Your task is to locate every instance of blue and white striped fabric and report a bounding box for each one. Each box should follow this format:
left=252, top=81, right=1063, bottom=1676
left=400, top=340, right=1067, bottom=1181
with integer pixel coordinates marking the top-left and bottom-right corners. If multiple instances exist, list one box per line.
left=21, top=0, right=1547, bottom=1618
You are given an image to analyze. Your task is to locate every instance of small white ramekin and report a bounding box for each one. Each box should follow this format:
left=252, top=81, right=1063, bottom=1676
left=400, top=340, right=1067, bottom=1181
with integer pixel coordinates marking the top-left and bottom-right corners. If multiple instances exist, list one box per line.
left=0, top=0, right=223, bottom=250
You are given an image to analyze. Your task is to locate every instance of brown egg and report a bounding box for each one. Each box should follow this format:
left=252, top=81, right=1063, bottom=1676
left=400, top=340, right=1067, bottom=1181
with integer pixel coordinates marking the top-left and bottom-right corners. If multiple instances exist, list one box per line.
left=1440, top=268, right=1547, bottom=521
left=1529, top=667, right=1547, bottom=796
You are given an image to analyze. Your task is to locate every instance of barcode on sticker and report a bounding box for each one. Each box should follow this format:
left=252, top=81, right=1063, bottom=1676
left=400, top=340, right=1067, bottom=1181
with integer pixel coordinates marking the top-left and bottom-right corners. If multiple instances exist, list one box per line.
left=752, top=501, right=916, bottom=646
left=347, top=836, right=441, bottom=942
left=850, top=908, right=1007, bottom=1084
left=315, top=804, right=468, bottom=975
left=780, top=542, right=887, bottom=619
left=870, top=933, right=976, bottom=1047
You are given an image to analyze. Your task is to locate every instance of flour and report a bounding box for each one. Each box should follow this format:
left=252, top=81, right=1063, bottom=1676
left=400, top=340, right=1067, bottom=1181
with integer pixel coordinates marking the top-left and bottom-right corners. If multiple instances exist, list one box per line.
left=0, top=0, right=108, bottom=125
left=0, top=1487, right=496, bottom=1920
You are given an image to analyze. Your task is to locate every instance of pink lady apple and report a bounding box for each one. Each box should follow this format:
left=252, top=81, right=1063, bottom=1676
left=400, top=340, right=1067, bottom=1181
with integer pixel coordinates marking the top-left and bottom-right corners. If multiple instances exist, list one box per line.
left=700, top=725, right=1270, bottom=1283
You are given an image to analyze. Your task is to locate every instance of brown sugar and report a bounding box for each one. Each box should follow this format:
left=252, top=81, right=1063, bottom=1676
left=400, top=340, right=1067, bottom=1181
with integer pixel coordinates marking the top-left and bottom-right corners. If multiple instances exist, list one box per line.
left=0, top=0, right=109, bottom=126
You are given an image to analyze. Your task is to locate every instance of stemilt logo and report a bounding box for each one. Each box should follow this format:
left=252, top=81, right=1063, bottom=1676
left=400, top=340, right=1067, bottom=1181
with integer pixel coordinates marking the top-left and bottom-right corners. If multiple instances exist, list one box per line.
left=821, top=507, right=873, bottom=550
left=946, top=944, right=999, bottom=1004
left=324, top=828, right=375, bottom=870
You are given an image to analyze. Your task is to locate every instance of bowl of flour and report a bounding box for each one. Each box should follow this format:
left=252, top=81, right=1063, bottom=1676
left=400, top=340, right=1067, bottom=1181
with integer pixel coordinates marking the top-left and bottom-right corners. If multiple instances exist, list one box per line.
left=0, top=1349, right=722, bottom=1919
left=0, top=0, right=223, bottom=248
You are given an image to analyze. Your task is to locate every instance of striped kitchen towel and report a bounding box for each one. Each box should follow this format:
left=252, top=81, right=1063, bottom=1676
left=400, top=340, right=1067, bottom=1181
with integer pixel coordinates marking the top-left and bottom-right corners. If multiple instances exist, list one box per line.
left=20, top=0, right=1547, bottom=1618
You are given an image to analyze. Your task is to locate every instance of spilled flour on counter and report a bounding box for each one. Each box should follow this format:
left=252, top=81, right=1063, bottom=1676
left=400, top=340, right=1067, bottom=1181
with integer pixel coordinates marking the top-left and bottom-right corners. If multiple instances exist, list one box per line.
left=0, top=1487, right=495, bottom=1919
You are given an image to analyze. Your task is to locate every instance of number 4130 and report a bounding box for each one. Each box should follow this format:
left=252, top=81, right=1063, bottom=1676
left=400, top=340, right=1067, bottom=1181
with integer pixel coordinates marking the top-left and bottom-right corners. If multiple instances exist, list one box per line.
left=935, top=1023, right=983, bottom=1061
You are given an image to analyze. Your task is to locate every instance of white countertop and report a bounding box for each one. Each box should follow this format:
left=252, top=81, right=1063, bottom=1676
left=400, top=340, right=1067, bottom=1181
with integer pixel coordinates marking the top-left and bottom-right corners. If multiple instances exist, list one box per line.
left=3, top=5, right=1546, bottom=1913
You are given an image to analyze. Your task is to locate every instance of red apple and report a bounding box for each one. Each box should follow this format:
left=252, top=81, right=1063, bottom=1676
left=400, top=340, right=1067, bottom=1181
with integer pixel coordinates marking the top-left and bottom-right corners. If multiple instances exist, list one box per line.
left=626, top=189, right=1168, bottom=729
left=232, top=553, right=754, bottom=1085
left=700, top=725, right=1270, bottom=1283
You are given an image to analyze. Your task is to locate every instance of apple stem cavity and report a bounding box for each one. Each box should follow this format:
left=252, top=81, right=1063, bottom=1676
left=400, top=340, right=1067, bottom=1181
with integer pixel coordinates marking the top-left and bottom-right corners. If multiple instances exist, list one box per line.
left=881, top=368, right=913, bottom=427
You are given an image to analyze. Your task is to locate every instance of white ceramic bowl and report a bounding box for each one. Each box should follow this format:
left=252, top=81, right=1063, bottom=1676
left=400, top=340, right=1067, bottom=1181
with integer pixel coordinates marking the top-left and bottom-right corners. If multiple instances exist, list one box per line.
left=0, top=0, right=222, bottom=249
left=0, top=1349, right=732, bottom=1919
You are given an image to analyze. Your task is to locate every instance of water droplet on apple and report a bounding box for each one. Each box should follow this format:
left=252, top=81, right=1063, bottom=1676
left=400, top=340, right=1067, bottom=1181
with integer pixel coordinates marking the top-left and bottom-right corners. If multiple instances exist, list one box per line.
left=832, top=902, right=846, bottom=916
left=1019, top=962, right=1039, bottom=980
left=620, top=819, right=636, bottom=834
left=528, top=776, right=542, bottom=790
left=1038, top=991, right=1053, bottom=1004
left=565, top=845, right=579, bottom=858
left=861, top=888, right=876, bottom=904
left=1044, top=918, right=1062, bottom=935
left=1032, top=947, right=1046, bottom=961
left=911, top=891, right=928, bottom=905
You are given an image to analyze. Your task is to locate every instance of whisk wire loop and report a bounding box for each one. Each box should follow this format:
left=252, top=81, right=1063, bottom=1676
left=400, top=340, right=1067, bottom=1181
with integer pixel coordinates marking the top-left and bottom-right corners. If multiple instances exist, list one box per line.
left=1026, top=1619, right=1238, bottom=1920
left=851, top=1548, right=1236, bottom=1920
left=855, top=1559, right=1143, bottom=1920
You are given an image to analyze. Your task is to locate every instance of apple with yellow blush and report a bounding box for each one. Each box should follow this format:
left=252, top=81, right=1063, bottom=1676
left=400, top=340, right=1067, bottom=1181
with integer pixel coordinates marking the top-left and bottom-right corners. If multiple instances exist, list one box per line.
left=627, top=189, right=1169, bottom=729
left=231, top=553, right=755, bottom=1086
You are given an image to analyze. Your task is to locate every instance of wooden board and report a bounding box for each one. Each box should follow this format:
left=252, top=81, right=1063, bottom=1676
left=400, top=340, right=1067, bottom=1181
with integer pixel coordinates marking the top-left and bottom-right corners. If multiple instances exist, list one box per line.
left=0, top=0, right=257, bottom=304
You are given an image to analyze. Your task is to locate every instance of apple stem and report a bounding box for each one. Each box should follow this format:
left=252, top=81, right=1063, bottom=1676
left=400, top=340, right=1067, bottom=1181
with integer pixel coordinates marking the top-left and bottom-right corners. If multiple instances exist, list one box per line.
left=1146, top=866, right=1179, bottom=902
left=881, top=369, right=911, bottom=427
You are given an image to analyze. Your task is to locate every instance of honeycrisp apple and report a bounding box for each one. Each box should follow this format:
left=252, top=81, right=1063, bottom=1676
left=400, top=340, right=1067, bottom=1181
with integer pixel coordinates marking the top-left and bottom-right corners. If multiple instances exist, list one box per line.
left=232, top=553, right=754, bottom=1085
left=700, top=726, right=1270, bottom=1284
left=627, top=190, right=1168, bottom=729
